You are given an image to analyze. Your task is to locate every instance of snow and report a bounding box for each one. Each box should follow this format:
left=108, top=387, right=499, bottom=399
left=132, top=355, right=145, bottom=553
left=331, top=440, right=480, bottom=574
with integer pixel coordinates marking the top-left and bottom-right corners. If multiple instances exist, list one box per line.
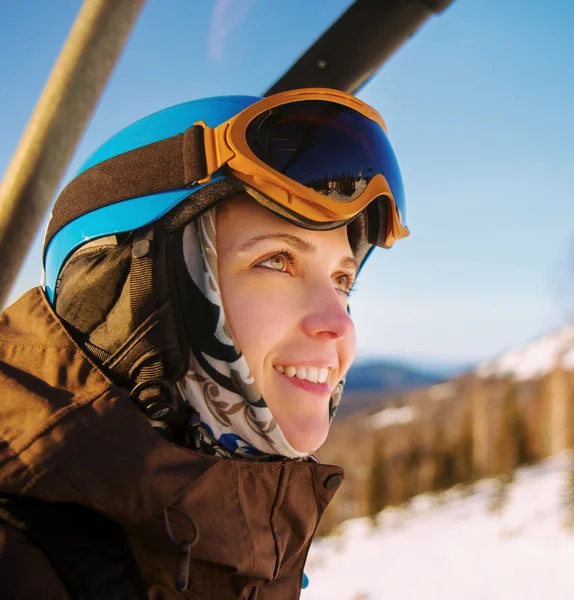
left=303, top=453, right=574, bottom=600
left=369, top=406, right=416, bottom=429
left=477, top=325, right=574, bottom=381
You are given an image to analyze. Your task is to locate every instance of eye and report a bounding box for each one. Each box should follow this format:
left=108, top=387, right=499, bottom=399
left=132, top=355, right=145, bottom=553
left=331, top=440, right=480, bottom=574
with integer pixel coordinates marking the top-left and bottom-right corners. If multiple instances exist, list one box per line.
left=256, top=250, right=296, bottom=273
left=334, top=273, right=356, bottom=296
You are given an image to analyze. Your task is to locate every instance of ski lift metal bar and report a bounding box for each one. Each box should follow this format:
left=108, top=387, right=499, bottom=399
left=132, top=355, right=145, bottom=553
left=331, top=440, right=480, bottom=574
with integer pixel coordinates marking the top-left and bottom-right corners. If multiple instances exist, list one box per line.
left=264, top=0, right=456, bottom=96
left=0, top=0, right=145, bottom=308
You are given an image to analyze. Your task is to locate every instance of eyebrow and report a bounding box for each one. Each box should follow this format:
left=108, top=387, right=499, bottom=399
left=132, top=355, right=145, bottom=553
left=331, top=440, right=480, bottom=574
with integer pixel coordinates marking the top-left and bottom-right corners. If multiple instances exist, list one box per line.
left=339, top=256, right=360, bottom=274
left=237, top=233, right=359, bottom=273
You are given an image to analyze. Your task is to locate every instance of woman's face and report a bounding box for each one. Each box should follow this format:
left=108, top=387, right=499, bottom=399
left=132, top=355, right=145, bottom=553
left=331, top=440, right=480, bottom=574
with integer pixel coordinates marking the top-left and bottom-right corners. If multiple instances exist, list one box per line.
left=217, top=195, right=357, bottom=453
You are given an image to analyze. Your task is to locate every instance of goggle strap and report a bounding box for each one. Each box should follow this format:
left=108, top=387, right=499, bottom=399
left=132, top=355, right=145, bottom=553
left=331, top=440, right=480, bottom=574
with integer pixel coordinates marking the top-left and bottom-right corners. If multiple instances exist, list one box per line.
left=182, top=125, right=208, bottom=185
left=44, top=126, right=208, bottom=259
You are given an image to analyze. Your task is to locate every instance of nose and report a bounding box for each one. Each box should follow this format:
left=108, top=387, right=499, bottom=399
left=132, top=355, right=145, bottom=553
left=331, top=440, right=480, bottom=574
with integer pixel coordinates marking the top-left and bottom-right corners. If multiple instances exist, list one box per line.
left=300, top=283, right=355, bottom=341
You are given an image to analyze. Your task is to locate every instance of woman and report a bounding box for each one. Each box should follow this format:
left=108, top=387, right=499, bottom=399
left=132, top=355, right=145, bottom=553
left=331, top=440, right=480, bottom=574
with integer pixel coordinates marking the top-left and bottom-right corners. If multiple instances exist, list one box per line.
left=0, top=88, right=408, bottom=599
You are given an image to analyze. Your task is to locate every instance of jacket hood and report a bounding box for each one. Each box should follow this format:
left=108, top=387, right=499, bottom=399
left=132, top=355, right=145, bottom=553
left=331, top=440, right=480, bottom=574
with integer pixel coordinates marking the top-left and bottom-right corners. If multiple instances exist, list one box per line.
left=0, top=288, right=343, bottom=596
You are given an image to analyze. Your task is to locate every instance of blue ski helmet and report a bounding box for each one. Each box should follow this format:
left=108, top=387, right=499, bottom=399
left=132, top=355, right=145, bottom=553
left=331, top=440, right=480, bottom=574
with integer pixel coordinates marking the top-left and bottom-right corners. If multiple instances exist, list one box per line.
left=43, top=95, right=263, bottom=303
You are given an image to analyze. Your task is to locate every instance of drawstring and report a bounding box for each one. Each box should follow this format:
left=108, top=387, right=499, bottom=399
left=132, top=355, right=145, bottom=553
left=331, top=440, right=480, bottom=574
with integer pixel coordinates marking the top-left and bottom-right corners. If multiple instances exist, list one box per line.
left=163, top=506, right=199, bottom=591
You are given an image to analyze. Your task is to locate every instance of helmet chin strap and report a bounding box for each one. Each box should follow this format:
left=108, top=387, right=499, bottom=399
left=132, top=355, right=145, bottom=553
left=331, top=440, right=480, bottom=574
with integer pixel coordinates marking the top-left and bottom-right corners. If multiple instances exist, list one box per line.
left=55, top=225, right=199, bottom=439
left=120, top=229, right=199, bottom=426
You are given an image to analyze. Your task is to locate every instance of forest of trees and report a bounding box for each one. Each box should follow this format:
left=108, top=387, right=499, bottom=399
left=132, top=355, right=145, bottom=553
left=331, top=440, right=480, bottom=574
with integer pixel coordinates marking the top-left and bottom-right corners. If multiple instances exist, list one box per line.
left=317, top=369, right=574, bottom=536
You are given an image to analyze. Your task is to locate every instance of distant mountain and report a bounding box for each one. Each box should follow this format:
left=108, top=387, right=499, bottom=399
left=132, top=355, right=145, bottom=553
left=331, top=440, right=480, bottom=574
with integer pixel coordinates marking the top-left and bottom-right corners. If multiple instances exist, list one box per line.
left=336, top=326, right=574, bottom=419
left=336, top=360, right=446, bottom=418
left=477, top=325, right=574, bottom=381
left=403, top=358, right=474, bottom=379
left=344, top=359, right=444, bottom=393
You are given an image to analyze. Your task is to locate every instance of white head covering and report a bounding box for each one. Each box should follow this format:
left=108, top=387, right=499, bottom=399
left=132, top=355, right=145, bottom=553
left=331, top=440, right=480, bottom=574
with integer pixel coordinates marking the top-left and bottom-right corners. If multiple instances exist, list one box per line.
left=175, top=209, right=344, bottom=459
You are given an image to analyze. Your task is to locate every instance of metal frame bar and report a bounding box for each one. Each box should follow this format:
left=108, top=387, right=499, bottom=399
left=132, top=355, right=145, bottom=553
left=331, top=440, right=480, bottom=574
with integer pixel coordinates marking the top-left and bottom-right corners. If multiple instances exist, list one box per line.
left=265, top=0, right=456, bottom=96
left=0, top=0, right=145, bottom=308
left=0, top=0, right=457, bottom=307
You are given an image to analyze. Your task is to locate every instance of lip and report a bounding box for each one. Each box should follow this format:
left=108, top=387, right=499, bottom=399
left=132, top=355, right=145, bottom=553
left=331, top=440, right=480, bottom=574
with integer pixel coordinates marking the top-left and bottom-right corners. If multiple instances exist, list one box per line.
left=274, top=371, right=332, bottom=397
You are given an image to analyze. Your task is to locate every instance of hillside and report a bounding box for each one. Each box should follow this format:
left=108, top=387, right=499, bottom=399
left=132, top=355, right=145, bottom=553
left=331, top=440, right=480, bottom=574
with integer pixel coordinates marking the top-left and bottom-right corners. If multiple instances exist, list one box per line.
left=304, top=453, right=574, bottom=600
left=339, top=324, right=574, bottom=419
left=318, top=323, right=574, bottom=537
left=338, top=360, right=446, bottom=418
left=344, top=360, right=444, bottom=392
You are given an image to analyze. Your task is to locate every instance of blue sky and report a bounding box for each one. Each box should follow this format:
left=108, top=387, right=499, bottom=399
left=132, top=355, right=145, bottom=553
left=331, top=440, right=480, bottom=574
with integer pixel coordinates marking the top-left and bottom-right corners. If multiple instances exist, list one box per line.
left=1, top=0, right=573, bottom=366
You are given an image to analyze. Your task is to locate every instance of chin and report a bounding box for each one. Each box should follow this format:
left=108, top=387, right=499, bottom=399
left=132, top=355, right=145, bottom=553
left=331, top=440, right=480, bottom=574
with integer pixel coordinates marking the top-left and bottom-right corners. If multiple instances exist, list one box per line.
left=280, top=413, right=331, bottom=454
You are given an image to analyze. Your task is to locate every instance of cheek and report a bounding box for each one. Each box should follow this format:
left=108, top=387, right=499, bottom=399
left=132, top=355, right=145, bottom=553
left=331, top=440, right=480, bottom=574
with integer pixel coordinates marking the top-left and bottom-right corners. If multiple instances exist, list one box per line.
left=221, top=277, right=298, bottom=367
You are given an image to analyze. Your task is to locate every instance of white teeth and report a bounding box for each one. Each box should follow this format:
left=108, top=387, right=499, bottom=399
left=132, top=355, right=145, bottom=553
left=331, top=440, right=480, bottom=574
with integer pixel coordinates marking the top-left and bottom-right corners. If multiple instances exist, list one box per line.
left=285, top=366, right=297, bottom=378
left=274, top=364, right=331, bottom=384
left=306, top=367, right=319, bottom=383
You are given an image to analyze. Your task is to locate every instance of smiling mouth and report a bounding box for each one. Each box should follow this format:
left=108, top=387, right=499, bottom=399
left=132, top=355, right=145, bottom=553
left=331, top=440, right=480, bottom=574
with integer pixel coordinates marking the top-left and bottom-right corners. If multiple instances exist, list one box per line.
left=273, top=364, right=330, bottom=384
left=273, top=370, right=332, bottom=397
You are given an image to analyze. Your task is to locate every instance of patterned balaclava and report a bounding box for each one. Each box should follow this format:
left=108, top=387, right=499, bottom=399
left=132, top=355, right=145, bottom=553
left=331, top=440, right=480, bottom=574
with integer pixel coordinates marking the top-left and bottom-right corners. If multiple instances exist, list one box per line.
left=175, top=208, right=345, bottom=460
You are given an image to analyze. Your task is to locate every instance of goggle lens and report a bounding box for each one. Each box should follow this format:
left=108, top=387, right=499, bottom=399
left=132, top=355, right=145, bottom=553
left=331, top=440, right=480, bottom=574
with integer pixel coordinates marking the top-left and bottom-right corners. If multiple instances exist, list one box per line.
left=245, top=100, right=406, bottom=224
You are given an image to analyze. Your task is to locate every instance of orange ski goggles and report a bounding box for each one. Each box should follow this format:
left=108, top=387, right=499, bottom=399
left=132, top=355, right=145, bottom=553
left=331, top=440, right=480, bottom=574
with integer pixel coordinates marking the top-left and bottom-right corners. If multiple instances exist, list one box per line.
left=197, top=88, right=409, bottom=248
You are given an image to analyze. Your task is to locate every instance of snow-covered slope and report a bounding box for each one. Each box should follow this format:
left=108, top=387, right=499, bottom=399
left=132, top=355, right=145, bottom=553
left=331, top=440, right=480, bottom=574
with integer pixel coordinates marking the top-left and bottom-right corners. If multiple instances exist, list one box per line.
left=477, top=325, right=574, bottom=381
left=303, top=453, right=574, bottom=600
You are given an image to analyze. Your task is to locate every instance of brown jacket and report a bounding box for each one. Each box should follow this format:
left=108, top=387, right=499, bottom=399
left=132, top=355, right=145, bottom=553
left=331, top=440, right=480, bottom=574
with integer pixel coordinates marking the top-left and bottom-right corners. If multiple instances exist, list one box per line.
left=0, top=289, right=343, bottom=599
